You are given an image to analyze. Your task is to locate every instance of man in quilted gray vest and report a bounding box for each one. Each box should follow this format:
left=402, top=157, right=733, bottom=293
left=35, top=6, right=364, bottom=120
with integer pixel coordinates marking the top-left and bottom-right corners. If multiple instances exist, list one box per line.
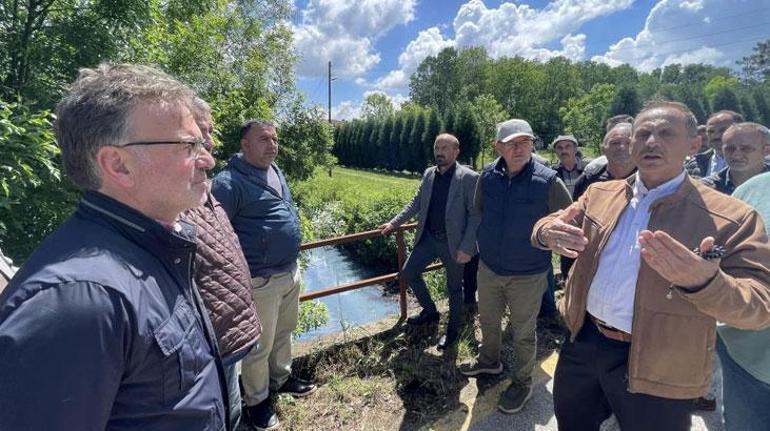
left=182, top=97, right=262, bottom=431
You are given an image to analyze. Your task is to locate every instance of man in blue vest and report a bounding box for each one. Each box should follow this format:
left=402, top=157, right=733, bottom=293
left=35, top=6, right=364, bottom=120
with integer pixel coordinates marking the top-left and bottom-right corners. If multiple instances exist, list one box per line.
left=459, top=119, right=572, bottom=414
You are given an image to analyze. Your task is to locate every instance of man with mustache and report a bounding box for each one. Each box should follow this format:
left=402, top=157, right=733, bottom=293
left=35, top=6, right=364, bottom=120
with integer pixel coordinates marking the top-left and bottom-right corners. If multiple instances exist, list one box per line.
left=0, top=64, right=227, bottom=430
left=702, top=122, right=770, bottom=195
left=552, top=135, right=590, bottom=196
left=533, top=101, right=770, bottom=431
left=380, top=133, right=481, bottom=350
left=212, top=120, right=317, bottom=431
left=686, top=110, right=744, bottom=178
left=573, top=122, right=636, bottom=201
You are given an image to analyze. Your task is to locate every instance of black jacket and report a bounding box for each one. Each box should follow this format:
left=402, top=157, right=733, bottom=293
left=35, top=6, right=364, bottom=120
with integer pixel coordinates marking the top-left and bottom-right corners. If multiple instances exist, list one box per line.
left=0, top=191, right=228, bottom=431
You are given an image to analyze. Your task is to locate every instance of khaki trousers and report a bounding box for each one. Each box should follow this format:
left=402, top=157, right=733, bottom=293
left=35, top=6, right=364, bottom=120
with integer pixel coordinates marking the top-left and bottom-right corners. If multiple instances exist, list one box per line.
left=477, top=260, right=548, bottom=387
left=241, top=267, right=300, bottom=406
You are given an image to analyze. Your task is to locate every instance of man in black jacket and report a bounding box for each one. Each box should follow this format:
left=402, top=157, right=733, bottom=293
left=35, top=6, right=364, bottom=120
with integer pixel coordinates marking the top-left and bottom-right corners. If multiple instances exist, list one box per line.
left=0, top=64, right=228, bottom=431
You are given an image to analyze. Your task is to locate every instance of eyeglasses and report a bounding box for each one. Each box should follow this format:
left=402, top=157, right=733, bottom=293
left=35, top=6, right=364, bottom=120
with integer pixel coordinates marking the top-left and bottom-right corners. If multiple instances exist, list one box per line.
left=122, top=137, right=209, bottom=159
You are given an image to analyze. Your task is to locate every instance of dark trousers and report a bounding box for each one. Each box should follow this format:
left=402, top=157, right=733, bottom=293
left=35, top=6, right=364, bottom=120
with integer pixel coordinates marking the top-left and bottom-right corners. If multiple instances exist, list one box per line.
left=554, top=322, right=694, bottom=431
left=402, top=233, right=464, bottom=338
left=539, top=267, right=557, bottom=317
left=462, top=253, right=479, bottom=304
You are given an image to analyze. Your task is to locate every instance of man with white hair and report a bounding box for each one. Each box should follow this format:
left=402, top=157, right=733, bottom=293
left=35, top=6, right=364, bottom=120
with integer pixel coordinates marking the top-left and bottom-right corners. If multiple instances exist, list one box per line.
left=460, top=119, right=571, bottom=414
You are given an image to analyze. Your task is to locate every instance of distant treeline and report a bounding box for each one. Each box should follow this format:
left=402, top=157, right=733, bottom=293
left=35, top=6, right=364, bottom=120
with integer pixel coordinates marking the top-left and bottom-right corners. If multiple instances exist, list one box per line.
left=334, top=43, right=770, bottom=173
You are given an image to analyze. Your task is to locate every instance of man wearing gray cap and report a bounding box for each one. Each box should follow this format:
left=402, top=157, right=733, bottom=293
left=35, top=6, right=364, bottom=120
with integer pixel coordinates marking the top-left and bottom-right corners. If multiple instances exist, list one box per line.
left=553, top=134, right=590, bottom=196
left=459, top=119, right=572, bottom=414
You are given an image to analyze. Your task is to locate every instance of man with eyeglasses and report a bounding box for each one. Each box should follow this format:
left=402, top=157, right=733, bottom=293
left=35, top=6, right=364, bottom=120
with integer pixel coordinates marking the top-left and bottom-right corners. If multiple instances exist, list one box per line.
left=459, top=119, right=572, bottom=414
left=0, top=64, right=227, bottom=430
left=212, top=119, right=317, bottom=431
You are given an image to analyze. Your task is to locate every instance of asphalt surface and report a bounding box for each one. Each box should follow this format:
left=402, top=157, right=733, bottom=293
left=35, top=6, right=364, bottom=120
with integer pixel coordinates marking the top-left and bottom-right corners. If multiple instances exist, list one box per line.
left=429, top=351, right=724, bottom=431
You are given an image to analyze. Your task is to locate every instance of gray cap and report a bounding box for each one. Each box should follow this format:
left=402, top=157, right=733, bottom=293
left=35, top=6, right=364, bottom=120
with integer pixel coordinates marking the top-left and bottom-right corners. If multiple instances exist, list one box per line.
left=552, top=134, right=578, bottom=147
left=496, top=119, right=534, bottom=143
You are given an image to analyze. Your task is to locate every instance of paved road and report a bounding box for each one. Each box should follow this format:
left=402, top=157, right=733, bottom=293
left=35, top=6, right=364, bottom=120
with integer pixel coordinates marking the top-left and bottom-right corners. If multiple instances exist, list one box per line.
left=428, top=352, right=724, bottom=431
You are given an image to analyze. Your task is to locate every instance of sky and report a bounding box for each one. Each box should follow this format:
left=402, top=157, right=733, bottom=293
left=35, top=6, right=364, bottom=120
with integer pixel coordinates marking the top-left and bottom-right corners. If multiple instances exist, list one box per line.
left=290, top=0, right=770, bottom=120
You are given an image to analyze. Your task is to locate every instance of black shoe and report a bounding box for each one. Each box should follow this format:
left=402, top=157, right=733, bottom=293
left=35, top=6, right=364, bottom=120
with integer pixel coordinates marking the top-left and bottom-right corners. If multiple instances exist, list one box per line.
left=437, top=334, right=458, bottom=350
left=244, top=399, right=279, bottom=431
left=406, top=310, right=440, bottom=325
left=275, top=376, right=318, bottom=398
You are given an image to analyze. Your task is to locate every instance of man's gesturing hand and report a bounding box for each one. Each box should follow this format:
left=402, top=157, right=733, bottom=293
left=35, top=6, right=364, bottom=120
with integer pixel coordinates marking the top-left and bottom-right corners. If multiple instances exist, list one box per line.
left=539, top=205, right=588, bottom=258
left=638, top=231, right=720, bottom=289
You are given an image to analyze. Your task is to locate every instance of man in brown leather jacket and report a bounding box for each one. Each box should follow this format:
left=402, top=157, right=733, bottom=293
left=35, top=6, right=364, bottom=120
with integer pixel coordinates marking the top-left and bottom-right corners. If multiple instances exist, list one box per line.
left=182, top=97, right=262, bottom=431
left=532, top=101, right=770, bottom=431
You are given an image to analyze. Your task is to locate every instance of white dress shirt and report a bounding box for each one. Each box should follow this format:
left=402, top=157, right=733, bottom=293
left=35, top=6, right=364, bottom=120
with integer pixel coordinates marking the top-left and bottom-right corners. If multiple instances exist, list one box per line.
left=586, top=170, right=686, bottom=333
left=707, top=152, right=726, bottom=177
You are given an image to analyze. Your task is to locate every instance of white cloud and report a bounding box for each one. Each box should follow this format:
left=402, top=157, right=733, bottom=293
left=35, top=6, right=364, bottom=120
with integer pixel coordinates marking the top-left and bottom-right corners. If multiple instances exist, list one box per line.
left=593, top=0, right=767, bottom=71
left=452, top=0, right=632, bottom=58
left=293, top=0, right=417, bottom=78
left=331, top=101, right=361, bottom=121
left=374, top=27, right=455, bottom=90
left=369, top=0, right=629, bottom=93
left=330, top=91, right=411, bottom=121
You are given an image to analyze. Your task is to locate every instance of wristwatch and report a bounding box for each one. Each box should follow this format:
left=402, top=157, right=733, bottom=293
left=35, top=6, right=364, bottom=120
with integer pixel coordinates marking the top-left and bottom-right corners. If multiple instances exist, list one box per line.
left=666, top=245, right=726, bottom=299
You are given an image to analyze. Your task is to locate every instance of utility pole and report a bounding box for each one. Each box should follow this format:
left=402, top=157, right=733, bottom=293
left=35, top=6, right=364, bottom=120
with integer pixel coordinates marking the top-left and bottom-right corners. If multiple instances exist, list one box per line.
left=328, top=61, right=332, bottom=123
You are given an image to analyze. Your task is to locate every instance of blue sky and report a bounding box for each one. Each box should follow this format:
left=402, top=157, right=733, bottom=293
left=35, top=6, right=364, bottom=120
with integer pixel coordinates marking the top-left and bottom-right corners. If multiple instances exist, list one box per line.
left=291, top=0, right=770, bottom=119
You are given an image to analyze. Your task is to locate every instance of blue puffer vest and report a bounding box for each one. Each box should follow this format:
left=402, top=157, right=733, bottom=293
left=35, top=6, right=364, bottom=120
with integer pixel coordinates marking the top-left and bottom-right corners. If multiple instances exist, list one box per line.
left=478, top=157, right=555, bottom=276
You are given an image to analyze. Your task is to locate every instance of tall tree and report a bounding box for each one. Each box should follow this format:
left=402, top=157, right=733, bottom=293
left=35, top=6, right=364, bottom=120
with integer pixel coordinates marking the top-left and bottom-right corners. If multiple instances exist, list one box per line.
left=469, top=94, right=507, bottom=167
left=422, top=109, right=443, bottom=167
left=752, top=90, right=770, bottom=125
left=738, top=38, right=770, bottom=83
left=361, top=92, right=395, bottom=120
left=408, top=111, right=427, bottom=173
left=376, top=116, right=395, bottom=169
left=454, top=103, right=481, bottom=167
left=560, top=84, right=617, bottom=150
left=609, top=86, right=642, bottom=118
left=712, top=87, right=742, bottom=113
left=390, top=114, right=405, bottom=170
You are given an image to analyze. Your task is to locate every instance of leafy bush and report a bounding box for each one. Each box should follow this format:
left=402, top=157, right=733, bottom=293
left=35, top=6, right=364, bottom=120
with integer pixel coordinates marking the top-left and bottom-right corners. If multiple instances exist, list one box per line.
left=0, top=100, right=78, bottom=261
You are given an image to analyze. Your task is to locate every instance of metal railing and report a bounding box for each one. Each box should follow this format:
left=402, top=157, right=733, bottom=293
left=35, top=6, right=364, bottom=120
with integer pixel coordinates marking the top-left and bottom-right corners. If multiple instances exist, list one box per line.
left=298, top=223, right=442, bottom=321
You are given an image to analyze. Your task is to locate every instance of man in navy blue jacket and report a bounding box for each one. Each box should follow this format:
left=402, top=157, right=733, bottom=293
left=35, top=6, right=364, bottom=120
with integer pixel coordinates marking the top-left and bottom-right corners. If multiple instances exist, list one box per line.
left=212, top=119, right=317, bottom=431
left=459, top=119, right=572, bottom=415
left=0, top=64, right=228, bottom=430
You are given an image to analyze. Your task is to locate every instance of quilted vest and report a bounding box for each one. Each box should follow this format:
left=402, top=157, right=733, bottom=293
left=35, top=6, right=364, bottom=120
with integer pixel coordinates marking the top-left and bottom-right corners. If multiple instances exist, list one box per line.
left=182, top=193, right=261, bottom=362
left=478, top=158, right=555, bottom=276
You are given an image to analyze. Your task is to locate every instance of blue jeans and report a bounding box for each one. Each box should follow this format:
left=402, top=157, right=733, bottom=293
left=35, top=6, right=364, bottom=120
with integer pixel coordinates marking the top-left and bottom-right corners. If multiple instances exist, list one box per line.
left=402, top=233, right=464, bottom=338
left=225, top=363, right=242, bottom=430
left=716, top=336, right=770, bottom=431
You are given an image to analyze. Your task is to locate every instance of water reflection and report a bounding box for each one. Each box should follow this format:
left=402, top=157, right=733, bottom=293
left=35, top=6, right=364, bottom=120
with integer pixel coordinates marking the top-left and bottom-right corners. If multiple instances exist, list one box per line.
left=296, top=246, right=399, bottom=340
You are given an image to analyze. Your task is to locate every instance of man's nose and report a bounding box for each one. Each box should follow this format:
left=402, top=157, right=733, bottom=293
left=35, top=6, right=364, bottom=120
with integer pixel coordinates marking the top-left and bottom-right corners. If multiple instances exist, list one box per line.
left=196, top=147, right=216, bottom=170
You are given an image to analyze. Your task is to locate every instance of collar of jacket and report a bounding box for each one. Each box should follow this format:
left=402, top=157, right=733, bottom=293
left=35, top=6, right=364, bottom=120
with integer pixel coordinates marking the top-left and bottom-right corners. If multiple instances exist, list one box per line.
left=228, top=153, right=277, bottom=178
left=622, top=171, right=698, bottom=212
left=79, top=191, right=197, bottom=252
left=492, top=156, right=535, bottom=179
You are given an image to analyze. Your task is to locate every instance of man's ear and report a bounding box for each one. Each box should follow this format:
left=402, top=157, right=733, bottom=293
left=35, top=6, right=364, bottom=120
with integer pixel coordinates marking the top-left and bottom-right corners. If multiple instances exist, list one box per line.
left=764, top=144, right=770, bottom=158
left=95, top=146, right=135, bottom=188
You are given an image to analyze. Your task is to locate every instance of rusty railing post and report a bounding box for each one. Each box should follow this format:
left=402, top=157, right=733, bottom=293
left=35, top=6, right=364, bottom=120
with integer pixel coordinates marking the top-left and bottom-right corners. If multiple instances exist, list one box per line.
left=395, top=228, right=408, bottom=322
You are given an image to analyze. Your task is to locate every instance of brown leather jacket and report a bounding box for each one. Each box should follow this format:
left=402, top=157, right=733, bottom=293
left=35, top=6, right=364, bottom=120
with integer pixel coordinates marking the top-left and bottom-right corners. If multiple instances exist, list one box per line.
left=532, top=175, right=770, bottom=399
left=183, top=193, right=261, bottom=361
